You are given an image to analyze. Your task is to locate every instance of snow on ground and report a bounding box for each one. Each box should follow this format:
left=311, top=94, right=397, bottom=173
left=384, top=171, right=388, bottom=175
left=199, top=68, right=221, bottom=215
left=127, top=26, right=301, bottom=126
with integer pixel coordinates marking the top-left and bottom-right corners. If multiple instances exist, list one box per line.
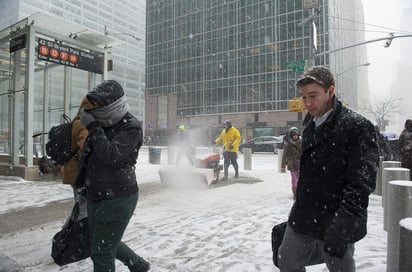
left=0, top=147, right=387, bottom=271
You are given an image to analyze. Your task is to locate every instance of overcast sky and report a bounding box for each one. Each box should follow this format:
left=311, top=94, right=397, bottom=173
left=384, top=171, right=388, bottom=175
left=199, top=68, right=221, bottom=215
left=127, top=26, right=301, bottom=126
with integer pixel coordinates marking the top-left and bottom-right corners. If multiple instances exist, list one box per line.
left=362, top=0, right=404, bottom=97
left=362, top=0, right=412, bottom=132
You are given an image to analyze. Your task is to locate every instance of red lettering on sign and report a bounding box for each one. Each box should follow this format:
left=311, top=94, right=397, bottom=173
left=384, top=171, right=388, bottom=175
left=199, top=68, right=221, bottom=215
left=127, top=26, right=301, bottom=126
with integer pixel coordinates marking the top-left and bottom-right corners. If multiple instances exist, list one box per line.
left=50, top=48, right=59, bottom=58
left=69, top=54, right=78, bottom=63
left=39, top=45, right=49, bottom=56
left=60, top=51, right=69, bottom=61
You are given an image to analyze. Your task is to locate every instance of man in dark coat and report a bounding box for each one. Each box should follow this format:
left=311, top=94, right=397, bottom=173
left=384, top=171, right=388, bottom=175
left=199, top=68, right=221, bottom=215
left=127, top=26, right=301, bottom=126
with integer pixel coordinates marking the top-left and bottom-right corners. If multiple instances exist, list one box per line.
left=399, top=119, right=412, bottom=180
left=278, top=66, right=379, bottom=272
left=76, top=80, right=150, bottom=272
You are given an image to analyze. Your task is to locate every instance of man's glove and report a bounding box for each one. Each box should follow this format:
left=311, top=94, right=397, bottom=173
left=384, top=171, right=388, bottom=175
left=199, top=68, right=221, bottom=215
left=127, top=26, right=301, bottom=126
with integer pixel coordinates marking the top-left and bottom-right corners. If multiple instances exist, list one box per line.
left=229, top=144, right=234, bottom=149
left=80, top=109, right=99, bottom=130
left=323, top=224, right=349, bottom=259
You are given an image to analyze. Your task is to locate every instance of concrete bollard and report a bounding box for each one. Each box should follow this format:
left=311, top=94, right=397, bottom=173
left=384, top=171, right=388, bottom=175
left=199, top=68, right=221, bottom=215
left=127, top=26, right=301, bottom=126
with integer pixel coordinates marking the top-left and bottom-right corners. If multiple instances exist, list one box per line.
left=374, top=156, right=384, bottom=196
left=277, top=149, right=284, bottom=173
left=382, top=166, right=408, bottom=231
left=386, top=180, right=412, bottom=272
left=399, top=218, right=412, bottom=272
left=243, top=148, right=252, bottom=170
left=381, top=161, right=401, bottom=207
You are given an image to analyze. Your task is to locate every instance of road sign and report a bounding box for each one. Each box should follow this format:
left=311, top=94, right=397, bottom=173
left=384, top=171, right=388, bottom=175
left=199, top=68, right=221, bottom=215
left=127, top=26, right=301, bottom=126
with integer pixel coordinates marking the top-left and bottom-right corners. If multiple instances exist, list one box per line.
left=292, top=66, right=305, bottom=72
left=303, top=0, right=319, bottom=9
left=288, top=97, right=306, bottom=112
left=285, top=60, right=305, bottom=72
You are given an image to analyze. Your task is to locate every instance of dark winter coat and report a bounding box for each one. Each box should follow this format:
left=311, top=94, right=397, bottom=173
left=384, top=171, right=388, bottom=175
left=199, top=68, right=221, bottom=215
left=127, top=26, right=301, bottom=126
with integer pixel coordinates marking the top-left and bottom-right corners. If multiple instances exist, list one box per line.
left=399, top=119, right=412, bottom=174
left=76, top=112, right=143, bottom=202
left=281, top=138, right=302, bottom=171
left=376, top=133, right=394, bottom=161
left=288, top=98, right=379, bottom=244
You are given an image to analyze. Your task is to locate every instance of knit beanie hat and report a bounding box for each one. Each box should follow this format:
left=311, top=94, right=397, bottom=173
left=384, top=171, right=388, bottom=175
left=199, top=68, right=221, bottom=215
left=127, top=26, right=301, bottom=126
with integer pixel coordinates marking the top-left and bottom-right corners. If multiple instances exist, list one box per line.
left=86, top=80, right=124, bottom=106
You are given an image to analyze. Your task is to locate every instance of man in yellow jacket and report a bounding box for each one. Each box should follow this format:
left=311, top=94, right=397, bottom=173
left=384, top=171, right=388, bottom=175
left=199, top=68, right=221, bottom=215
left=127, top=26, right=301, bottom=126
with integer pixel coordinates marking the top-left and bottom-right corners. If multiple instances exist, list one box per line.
left=215, top=120, right=241, bottom=180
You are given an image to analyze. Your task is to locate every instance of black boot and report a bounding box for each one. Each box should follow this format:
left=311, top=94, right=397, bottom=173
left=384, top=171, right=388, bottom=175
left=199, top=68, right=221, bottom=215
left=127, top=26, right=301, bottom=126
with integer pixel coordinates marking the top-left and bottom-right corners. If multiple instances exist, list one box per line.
left=131, top=259, right=150, bottom=272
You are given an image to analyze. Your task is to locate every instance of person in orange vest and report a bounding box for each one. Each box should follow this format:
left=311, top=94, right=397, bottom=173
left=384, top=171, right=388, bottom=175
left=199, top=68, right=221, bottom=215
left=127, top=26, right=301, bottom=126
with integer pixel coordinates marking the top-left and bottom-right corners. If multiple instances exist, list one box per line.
left=215, top=120, right=241, bottom=180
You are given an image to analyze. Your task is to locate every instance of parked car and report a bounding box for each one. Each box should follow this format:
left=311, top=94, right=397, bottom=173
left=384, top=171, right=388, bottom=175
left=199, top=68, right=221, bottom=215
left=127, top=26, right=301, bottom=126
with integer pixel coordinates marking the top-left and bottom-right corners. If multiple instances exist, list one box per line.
left=239, top=136, right=282, bottom=154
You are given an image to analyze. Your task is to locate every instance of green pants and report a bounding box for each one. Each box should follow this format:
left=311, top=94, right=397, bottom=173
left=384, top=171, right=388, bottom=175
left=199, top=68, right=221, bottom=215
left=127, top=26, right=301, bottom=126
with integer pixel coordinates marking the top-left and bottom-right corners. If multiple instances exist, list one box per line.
left=87, top=193, right=146, bottom=272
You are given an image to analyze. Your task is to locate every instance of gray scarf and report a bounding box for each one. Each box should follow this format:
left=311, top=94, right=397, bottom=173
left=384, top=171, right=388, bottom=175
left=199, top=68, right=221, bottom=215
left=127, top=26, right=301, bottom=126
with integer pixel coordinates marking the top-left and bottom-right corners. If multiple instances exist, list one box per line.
left=90, top=95, right=129, bottom=127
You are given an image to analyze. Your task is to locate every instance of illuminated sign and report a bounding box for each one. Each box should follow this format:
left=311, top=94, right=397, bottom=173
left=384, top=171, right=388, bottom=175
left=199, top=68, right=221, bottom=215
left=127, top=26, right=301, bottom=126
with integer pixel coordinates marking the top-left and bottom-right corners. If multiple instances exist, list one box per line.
left=10, top=34, right=26, bottom=53
left=37, top=38, right=103, bottom=74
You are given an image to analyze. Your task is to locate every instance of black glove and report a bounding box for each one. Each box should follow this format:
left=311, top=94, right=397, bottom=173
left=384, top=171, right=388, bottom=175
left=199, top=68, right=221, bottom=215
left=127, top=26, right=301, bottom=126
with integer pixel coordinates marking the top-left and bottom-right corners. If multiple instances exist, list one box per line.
left=229, top=144, right=234, bottom=149
left=323, top=224, right=349, bottom=259
left=80, top=109, right=99, bottom=130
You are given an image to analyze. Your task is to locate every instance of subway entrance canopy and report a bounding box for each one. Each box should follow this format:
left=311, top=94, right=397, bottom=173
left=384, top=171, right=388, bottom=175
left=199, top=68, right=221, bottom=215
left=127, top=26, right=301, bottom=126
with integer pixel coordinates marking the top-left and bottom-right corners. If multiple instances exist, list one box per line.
left=0, top=12, right=122, bottom=179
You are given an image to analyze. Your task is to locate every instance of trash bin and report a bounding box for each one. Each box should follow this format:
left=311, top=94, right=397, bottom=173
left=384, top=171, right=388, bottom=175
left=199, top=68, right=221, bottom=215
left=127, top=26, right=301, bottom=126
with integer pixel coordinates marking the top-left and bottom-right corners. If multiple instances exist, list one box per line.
left=149, top=147, right=161, bottom=164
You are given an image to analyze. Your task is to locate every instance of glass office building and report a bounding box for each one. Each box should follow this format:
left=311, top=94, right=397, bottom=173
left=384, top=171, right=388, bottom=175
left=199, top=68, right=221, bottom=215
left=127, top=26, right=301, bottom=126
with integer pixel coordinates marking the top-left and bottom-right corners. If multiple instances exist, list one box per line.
left=146, top=0, right=367, bottom=143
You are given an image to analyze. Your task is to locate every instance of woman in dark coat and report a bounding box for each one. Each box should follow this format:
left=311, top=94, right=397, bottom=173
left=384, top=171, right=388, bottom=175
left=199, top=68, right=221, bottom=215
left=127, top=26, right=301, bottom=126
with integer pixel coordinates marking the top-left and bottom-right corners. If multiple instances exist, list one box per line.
left=76, top=80, right=150, bottom=272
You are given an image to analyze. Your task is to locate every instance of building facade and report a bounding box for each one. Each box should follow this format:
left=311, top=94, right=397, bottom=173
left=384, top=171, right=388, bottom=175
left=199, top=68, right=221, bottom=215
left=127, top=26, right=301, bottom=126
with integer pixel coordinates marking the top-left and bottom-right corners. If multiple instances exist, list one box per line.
left=0, top=0, right=146, bottom=162
left=396, top=0, right=412, bottom=132
left=0, top=0, right=146, bottom=120
left=146, top=0, right=367, bottom=145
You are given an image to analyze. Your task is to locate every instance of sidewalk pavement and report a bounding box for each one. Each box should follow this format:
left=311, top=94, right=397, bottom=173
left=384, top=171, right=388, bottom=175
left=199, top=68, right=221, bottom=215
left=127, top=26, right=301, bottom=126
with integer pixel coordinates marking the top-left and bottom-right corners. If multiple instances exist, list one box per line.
left=0, top=181, right=166, bottom=272
left=0, top=175, right=263, bottom=272
left=0, top=253, right=23, bottom=272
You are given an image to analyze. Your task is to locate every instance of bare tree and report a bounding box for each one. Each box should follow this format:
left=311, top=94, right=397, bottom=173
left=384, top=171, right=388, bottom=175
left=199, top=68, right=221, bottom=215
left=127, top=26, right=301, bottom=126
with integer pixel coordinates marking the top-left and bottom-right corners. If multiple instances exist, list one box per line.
left=364, top=97, right=401, bottom=132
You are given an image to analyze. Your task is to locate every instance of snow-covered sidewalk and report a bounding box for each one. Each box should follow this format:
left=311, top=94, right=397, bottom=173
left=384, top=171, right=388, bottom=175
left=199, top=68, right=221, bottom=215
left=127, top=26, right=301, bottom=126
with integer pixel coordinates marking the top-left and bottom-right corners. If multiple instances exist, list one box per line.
left=0, top=147, right=387, bottom=271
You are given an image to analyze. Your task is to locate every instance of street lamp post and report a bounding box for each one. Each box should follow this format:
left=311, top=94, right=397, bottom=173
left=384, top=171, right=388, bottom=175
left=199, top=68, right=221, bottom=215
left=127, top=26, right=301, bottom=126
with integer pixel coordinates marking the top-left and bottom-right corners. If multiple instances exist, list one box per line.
left=315, top=34, right=412, bottom=58
left=102, top=26, right=142, bottom=80
left=103, top=25, right=141, bottom=41
left=298, top=8, right=320, bottom=68
left=336, top=62, right=370, bottom=78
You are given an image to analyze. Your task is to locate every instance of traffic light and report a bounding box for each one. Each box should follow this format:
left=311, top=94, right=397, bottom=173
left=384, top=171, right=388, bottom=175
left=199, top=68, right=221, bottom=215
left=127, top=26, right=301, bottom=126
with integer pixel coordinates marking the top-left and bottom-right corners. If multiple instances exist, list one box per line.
left=288, top=97, right=306, bottom=112
left=384, top=32, right=394, bottom=48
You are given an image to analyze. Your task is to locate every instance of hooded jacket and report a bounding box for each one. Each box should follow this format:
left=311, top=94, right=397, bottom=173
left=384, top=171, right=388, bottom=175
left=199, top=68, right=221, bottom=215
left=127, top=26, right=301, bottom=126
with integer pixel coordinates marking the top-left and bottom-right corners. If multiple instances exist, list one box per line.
left=75, top=81, right=143, bottom=202
left=288, top=98, right=379, bottom=243
left=281, top=136, right=302, bottom=171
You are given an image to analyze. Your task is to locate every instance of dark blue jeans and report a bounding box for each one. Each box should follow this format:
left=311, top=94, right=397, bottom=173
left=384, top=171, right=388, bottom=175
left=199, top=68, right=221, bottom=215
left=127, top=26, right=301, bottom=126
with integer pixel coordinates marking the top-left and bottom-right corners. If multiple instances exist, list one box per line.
left=87, top=193, right=146, bottom=272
